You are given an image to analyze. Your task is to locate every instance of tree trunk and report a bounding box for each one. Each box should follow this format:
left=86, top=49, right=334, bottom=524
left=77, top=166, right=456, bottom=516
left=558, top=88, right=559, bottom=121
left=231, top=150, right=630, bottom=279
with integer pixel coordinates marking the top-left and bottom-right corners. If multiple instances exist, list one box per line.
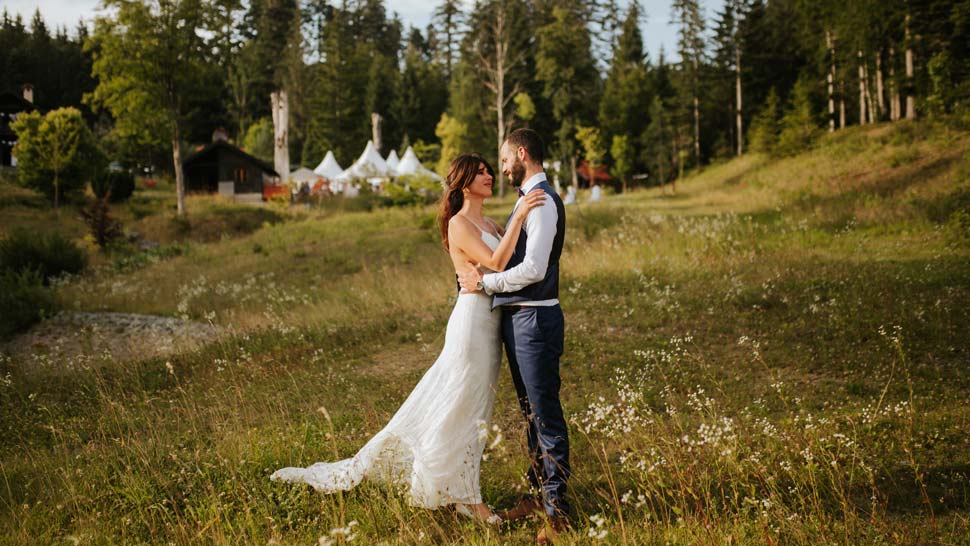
left=826, top=30, right=836, bottom=132
left=53, top=173, right=59, bottom=211
left=889, top=45, right=900, bottom=121
left=875, top=52, right=885, bottom=120
left=371, top=112, right=382, bottom=152
left=271, top=90, right=289, bottom=182
left=735, top=43, right=743, bottom=155
left=904, top=14, right=916, bottom=120
left=173, top=124, right=186, bottom=217
left=569, top=154, right=579, bottom=192
left=496, top=39, right=506, bottom=197
left=864, top=63, right=875, bottom=124
left=839, top=78, right=846, bottom=129
left=692, top=59, right=700, bottom=164
left=858, top=51, right=867, bottom=125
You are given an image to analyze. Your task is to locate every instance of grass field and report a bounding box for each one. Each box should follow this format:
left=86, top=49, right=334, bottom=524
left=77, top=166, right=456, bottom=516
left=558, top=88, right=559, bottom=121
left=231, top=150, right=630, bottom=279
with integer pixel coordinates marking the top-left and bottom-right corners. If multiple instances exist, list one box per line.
left=1, top=120, right=969, bottom=544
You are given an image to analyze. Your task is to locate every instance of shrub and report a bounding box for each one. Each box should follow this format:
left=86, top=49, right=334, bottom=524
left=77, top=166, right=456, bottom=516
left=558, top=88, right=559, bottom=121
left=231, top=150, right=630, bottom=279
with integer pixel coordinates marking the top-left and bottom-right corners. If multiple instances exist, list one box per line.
left=776, top=77, right=820, bottom=157
left=80, top=198, right=124, bottom=248
left=0, top=230, right=87, bottom=283
left=10, top=107, right=106, bottom=209
left=748, top=88, right=781, bottom=154
left=92, top=170, right=136, bottom=202
left=0, top=269, right=54, bottom=340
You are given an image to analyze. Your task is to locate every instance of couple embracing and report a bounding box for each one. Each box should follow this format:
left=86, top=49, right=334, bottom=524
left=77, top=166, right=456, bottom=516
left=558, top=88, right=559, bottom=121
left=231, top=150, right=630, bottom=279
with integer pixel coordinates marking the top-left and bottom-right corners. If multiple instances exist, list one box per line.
left=272, top=129, right=572, bottom=543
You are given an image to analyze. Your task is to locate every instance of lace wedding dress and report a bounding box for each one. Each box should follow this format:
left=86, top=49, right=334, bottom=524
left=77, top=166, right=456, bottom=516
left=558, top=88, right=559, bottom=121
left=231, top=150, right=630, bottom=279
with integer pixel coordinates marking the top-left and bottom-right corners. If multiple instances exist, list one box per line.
left=271, top=231, right=503, bottom=508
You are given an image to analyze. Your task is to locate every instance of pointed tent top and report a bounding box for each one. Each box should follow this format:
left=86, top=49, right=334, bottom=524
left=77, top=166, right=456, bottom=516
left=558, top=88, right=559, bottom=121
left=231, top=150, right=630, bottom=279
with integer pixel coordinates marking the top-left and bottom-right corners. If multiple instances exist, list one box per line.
left=290, top=167, right=320, bottom=183
left=395, top=146, right=441, bottom=180
left=335, top=141, right=392, bottom=182
left=385, top=149, right=400, bottom=171
left=313, top=150, right=343, bottom=179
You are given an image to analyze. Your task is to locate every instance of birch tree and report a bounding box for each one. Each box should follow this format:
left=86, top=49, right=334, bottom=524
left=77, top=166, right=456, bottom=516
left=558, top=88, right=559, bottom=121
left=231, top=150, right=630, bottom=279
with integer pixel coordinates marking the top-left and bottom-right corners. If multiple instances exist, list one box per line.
left=468, top=0, right=530, bottom=197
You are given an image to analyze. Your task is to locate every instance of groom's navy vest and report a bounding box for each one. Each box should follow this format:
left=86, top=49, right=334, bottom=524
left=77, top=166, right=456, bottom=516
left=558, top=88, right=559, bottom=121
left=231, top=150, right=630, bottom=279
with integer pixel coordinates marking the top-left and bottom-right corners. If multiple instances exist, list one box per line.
left=492, top=181, right=566, bottom=309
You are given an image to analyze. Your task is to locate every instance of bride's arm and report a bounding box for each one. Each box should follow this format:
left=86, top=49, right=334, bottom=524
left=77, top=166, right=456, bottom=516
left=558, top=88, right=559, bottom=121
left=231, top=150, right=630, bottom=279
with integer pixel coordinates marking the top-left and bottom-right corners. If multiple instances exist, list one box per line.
left=449, top=189, right=545, bottom=272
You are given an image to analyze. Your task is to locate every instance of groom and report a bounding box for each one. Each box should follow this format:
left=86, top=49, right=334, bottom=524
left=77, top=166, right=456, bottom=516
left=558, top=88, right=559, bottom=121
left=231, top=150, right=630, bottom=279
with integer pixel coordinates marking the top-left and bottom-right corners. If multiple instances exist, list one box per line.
left=459, top=128, right=570, bottom=543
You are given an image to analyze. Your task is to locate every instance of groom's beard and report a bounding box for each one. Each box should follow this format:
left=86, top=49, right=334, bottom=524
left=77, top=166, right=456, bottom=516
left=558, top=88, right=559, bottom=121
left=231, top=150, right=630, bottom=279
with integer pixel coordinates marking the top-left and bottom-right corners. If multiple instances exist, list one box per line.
left=509, top=159, right=526, bottom=187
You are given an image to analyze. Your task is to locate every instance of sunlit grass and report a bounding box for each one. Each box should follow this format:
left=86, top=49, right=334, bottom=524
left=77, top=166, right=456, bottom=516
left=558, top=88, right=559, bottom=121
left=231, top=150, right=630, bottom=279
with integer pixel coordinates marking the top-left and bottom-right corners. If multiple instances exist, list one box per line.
left=1, top=121, right=969, bottom=544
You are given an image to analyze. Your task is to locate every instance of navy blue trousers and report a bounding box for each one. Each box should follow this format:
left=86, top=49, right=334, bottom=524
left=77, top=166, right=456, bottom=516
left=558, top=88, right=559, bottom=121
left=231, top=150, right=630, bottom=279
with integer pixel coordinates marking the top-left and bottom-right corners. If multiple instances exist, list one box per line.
left=501, top=305, right=570, bottom=517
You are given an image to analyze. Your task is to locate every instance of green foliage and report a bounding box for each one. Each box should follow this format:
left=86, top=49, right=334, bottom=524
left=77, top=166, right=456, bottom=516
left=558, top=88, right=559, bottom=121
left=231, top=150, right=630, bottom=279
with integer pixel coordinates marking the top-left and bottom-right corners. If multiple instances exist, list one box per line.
left=11, top=107, right=105, bottom=208
left=610, top=134, right=634, bottom=191
left=242, top=118, right=274, bottom=163
left=91, top=170, right=136, bottom=202
left=576, top=125, right=605, bottom=186
left=641, top=96, right=673, bottom=185
left=0, top=269, right=54, bottom=340
left=0, top=229, right=86, bottom=283
left=776, top=77, right=819, bottom=157
left=410, top=140, right=441, bottom=168
left=749, top=88, right=782, bottom=154
left=536, top=2, right=599, bottom=163
left=434, top=113, right=469, bottom=176
left=599, top=0, right=650, bottom=168
left=513, top=92, right=536, bottom=123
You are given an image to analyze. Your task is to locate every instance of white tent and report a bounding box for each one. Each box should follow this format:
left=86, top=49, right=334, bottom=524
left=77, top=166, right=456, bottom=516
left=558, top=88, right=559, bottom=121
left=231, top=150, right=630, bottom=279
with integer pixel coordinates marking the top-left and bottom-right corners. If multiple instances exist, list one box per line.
left=385, top=149, right=400, bottom=171
left=394, top=146, right=440, bottom=180
left=289, top=167, right=320, bottom=184
left=313, top=151, right=343, bottom=180
left=335, top=141, right=392, bottom=182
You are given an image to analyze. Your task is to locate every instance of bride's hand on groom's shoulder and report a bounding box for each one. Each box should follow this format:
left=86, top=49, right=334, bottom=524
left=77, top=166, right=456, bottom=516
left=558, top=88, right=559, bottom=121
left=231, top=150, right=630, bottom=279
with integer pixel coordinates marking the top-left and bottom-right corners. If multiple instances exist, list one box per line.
left=457, top=263, right=483, bottom=293
left=514, top=189, right=547, bottom=222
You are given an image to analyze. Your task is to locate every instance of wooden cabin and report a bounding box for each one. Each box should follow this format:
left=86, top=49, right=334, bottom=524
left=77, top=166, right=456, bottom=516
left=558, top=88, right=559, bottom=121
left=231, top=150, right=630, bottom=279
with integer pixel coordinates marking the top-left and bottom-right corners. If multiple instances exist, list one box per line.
left=0, top=85, right=38, bottom=167
left=182, top=130, right=280, bottom=200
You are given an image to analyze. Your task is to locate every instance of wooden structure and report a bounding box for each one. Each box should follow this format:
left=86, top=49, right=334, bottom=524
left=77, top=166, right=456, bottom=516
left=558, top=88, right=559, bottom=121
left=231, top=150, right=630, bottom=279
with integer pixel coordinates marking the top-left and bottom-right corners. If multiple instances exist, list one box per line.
left=0, top=85, right=38, bottom=167
left=182, top=131, right=280, bottom=198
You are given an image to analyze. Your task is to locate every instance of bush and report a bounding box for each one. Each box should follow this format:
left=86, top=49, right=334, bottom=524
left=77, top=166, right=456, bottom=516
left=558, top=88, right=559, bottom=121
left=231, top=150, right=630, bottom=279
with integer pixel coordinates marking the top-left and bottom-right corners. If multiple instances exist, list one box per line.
left=748, top=88, right=782, bottom=154
left=80, top=197, right=124, bottom=248
left=92, top=170, right=136, bottom=202
left=0, top=269, right=54, bottom=340
left=0, top=230, right=87, bottom=283
left=10, top=107, right=106, bottom=208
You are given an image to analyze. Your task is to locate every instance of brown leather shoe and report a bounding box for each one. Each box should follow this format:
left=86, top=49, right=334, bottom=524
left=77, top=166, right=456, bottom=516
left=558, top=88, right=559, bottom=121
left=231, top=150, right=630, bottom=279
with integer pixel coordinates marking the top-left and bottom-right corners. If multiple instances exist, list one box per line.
left=498, top=495, right=543, bottom=521
left=535, top=517, right=571, bottom=545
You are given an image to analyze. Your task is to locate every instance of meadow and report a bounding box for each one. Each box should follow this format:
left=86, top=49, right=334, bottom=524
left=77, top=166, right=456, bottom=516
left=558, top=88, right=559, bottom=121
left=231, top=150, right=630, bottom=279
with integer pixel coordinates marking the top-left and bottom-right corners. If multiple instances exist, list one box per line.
left=1, top=120, right=969, bottom=544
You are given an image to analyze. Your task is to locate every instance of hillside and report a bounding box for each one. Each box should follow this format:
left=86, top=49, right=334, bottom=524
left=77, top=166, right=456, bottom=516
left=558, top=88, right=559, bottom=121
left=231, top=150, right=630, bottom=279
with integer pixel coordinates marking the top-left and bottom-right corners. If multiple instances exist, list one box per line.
left=1, top=120, right=969, bottom=544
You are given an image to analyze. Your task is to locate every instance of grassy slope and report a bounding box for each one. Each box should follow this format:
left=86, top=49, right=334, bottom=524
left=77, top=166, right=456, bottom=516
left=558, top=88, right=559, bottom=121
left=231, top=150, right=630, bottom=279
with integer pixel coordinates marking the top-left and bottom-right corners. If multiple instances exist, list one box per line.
left=1, top=121, right=969, bottom=545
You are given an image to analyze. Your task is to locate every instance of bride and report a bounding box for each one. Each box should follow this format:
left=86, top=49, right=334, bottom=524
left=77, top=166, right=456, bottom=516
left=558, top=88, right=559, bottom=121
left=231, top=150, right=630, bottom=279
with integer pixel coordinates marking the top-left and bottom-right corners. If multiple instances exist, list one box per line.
left=271, top=153, right=545, bottom=524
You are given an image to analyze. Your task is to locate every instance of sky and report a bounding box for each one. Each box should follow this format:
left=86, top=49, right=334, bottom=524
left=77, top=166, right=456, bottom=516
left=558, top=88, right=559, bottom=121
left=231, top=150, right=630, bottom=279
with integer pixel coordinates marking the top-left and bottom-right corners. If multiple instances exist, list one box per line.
left=4, top=0, right=725, bottom=63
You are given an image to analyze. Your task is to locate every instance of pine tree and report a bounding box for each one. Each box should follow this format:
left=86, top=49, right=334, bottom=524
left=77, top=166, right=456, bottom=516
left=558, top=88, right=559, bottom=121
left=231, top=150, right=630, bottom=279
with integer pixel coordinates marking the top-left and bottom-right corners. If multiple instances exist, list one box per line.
left=598, top=1, right=651, bottom=172
left=748, top=87, right=781, bottom=154
left=671, top=0, right=706, bottom=166
left=536, top=0, right=599, bottom=188
left=433, top=0, right=464, bottom=79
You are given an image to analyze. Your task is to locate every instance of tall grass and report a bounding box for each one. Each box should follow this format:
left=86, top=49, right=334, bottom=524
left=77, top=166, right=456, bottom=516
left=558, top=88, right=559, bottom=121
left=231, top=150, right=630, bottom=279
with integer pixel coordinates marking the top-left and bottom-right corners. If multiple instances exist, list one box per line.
left=1, top=121, right=969, bottom=544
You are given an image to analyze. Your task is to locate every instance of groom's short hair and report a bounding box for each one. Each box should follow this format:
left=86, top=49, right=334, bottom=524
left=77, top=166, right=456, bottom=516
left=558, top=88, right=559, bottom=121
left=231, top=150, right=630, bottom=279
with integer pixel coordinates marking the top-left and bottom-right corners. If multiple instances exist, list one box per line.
left=506, top=128, right=544, bottom=164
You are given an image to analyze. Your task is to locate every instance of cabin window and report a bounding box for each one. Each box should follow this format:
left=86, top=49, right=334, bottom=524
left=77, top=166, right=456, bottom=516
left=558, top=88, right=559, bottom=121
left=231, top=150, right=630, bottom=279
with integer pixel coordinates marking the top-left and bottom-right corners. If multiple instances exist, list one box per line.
left=233, top=167, right=246, bottom=183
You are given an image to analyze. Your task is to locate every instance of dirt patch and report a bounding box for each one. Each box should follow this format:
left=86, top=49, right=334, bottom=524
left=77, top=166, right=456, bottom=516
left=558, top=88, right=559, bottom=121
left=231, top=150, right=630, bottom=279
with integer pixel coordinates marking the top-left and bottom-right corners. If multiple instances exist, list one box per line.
left=1, top=312, right=225, bottom=367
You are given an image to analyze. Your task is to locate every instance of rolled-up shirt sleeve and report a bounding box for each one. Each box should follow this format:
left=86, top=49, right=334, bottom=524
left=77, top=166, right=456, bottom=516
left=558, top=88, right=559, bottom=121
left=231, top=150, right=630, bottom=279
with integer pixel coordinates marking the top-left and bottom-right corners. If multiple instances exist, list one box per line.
left=481, top=198, right=558, bottom=295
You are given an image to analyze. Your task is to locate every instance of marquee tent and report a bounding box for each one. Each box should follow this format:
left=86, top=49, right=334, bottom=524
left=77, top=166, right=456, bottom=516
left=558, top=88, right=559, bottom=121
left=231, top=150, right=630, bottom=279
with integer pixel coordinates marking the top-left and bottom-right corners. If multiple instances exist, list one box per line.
left=394, top=146, right=440, bottom=180
left=385, top=149, right=400, bottom=171
left=335, top=141, right=391, bottom=182
left=313, top=151, right=343, bottom=180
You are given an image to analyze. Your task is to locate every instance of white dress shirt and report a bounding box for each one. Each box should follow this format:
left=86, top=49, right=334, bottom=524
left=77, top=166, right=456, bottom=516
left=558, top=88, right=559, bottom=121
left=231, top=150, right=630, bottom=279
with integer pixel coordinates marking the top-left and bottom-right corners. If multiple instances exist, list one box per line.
left=481, top=172, right=559, bottom=306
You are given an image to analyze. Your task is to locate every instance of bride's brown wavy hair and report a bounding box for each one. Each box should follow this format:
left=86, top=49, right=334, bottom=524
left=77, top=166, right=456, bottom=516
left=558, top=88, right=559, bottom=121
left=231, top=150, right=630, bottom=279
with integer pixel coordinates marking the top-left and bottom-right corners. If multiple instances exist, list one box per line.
left=438, top=153, right=494, bottom=250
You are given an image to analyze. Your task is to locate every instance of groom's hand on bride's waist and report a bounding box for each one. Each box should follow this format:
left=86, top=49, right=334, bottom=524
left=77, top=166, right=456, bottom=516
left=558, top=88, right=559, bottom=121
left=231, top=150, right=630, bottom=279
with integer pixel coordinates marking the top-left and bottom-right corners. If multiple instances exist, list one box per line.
left=458, top=263, right=484, bottom=293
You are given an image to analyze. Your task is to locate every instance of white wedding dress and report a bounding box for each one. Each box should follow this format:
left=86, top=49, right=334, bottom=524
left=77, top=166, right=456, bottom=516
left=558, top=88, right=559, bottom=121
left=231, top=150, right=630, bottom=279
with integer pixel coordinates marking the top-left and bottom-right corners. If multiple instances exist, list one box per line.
left=271, top=231, right=503, bottom=508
